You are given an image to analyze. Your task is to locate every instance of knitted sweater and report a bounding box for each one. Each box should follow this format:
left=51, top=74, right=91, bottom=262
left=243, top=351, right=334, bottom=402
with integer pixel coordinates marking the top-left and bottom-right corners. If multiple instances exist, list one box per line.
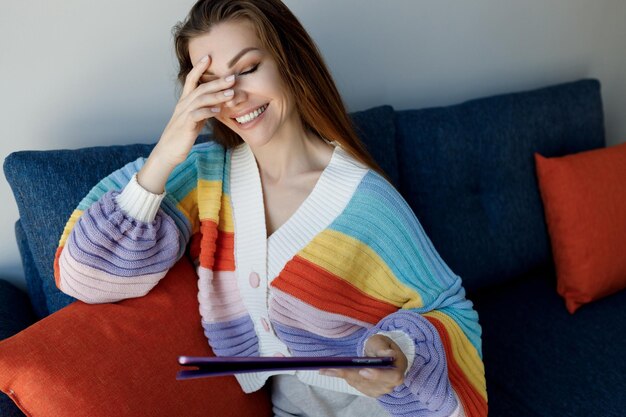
left=54, top=141, right=487, bottom=417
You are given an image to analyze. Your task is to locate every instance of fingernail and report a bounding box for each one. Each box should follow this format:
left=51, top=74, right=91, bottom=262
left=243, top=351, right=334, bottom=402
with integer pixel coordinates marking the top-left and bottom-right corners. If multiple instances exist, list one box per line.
left=225, top=74, right=235, bottom=82
left=359, top=369, right=374, bottom=379
left=320, top=370, right=337, bottom=377
left=211, top=107, right=221, bottom=113
left=200, top=55, right=208, bottom=62
left=223, top=89, right=234, bottom=97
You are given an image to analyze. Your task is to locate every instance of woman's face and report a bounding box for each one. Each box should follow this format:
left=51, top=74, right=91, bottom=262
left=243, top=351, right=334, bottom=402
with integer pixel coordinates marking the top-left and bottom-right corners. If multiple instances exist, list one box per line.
left=188, top=19, right=297, bottom=147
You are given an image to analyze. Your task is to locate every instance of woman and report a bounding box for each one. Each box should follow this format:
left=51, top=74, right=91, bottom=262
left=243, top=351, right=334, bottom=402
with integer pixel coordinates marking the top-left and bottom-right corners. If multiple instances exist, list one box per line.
left=54, top=1, right=487, bottom=416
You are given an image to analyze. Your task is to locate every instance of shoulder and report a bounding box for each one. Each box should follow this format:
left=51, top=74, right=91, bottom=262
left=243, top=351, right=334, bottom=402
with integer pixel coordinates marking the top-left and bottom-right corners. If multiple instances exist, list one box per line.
left=329, top=144, right=416, bottom=226
left=334, top=168, right=425, bottom=242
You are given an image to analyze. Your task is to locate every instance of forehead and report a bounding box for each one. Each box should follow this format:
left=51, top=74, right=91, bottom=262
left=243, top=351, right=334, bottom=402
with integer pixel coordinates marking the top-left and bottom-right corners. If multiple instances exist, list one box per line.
left=188, top=19, right=262, bottom=65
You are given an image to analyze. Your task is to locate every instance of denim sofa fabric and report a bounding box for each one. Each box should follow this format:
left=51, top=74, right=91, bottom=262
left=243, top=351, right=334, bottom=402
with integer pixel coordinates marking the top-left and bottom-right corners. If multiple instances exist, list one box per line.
left=349, top=104, right=399, bottom=187
left=473, top=265, right=626, bottom=415
left=15, top=221, right=47, bottom=319
left=394, top=79, right=605, bottom=293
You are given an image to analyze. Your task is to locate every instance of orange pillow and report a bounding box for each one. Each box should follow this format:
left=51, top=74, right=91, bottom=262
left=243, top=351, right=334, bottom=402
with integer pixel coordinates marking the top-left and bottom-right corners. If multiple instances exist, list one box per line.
left=0, top=257, right=272, bottom=417
left=535, top=142, right=626, bottom=313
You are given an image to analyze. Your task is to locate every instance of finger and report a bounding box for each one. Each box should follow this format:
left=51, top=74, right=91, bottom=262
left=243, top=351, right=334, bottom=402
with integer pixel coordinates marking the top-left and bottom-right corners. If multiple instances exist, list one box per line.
left=319, top=368, right=343, bottom=378
left=188, top=107, right=221, bottom=124
left=182, top=55, right=211, bottom=98
left=187, top=75, right=236, bottom=108
left=190, top=87, right=236, bottom=114
left=358, top=367, right=393, bottom=381
left=378, top=348, right=397, bottom=359
left=358, top=368, right=377, bottom=380
left=359, top=366, right=403, bottom=384
left=364, top=335, right=393, bottom=357
left=319, top=368, right=364, bottom=379
left=199, top=72, right=232, bottom=85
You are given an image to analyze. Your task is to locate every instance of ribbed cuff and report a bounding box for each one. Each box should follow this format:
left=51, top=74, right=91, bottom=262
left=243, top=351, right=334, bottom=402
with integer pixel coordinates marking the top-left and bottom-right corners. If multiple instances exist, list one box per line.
left=115, top=173, right=166, bottom=222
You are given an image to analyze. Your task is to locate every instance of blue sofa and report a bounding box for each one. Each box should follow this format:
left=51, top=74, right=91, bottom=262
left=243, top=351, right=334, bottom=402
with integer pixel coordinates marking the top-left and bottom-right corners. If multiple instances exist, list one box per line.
left=2, top=79, right=625, bottom=416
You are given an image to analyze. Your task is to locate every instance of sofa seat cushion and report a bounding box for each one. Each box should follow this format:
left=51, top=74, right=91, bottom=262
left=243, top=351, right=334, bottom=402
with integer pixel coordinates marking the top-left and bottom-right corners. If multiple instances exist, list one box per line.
left=473, top=266, right=626, bottom=416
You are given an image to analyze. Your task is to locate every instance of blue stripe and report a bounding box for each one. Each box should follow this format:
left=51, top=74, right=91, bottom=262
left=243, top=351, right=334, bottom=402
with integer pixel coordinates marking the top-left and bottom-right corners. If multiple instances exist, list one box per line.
left=166, top=141, right=223, bottom=202
left=77, top=158, right=145, bottom=210
left=329, top=171, right=482, bottom=357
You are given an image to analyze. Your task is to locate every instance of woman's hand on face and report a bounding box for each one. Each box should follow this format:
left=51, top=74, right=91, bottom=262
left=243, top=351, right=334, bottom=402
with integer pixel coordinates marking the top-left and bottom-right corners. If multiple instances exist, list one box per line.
left=154, top=55, right=236, bottom=168
left=318, top=335, right=408, bottom=398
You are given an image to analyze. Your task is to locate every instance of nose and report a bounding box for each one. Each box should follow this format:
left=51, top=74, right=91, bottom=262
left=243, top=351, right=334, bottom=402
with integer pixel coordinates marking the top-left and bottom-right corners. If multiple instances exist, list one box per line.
left=224, top=86, right=247, bottom=108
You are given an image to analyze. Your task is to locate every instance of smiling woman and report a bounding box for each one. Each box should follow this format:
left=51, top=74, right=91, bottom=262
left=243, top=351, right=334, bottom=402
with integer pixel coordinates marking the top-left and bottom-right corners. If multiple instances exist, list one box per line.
left=51, top=1, right=487, bottom=416
left=186, top=20, right=291, bottom=145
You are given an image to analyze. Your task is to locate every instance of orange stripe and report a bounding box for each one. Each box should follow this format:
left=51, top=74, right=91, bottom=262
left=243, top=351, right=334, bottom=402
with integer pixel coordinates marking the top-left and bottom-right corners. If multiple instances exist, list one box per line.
left=198, top=220, right=218, bottom=269
left=54, top=245, right=63, bottom=288
left=271, top=255, right=397, bottom=324
left=214, top=230, right=234, bottom=271
left=197, top=220, right=235, bottom=271
left=425, top=316, right=488, bottom=417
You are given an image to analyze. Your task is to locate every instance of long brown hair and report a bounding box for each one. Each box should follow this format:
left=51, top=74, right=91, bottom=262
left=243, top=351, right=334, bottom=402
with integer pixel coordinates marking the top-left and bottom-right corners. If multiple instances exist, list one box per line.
left=172, top=0, right=390, bottom=182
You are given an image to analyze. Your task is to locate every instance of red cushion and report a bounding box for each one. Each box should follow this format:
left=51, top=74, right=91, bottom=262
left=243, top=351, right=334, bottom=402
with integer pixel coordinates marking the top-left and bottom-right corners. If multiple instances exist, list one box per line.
left=0, top=257, right=272, bottom=417
left=534, top=142, right=626, bottom=313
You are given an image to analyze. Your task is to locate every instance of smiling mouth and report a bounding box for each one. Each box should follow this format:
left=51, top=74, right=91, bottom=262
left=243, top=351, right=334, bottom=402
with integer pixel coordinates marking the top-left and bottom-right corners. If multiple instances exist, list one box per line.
left=233, top=104, right=268, bottom=125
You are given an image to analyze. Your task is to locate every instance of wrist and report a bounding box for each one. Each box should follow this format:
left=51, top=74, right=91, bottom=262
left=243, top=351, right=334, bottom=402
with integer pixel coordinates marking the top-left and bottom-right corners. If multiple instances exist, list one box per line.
left=116, top=173, right=166, bottom=223
left=138, top=150, right=176, bottom=194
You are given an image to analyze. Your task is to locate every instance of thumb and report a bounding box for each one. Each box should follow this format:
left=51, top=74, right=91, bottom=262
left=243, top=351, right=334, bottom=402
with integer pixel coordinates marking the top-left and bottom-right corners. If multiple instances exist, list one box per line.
left=364, top=334, right=394, bottom=357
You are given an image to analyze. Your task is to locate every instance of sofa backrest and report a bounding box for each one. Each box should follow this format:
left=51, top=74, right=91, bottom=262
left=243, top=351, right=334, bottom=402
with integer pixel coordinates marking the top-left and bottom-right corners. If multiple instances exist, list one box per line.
left=4, top=80, right=605, bottom=315
left=393, top=79, right=605, bottom=293
left=4, top=106, right=398, bottom=318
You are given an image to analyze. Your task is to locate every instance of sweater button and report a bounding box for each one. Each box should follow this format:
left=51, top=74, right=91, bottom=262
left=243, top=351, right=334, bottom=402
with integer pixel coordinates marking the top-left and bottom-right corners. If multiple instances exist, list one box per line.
left=261, top=317, right=270, bottom=332
left=249, top=272, right=260, bottom=288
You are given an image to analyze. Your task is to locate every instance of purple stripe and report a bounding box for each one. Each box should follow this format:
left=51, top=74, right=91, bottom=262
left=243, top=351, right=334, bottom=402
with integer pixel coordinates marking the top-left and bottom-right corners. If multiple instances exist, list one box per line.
left=358, top=310, right=457, bottom=417
left=378, top=385, right=455, bottom=417
left=67, top=191, right=180, bottom=276
left=272, top=321, right=367, bottom=357
left=202, top=315, right=259, bottom=357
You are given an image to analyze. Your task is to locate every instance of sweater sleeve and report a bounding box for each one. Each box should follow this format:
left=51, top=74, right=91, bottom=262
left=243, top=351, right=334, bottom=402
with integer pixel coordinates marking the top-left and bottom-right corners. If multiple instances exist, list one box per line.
left=53, top=153, right=201, bottom=304
left=355, top=181, right=488, bottom=417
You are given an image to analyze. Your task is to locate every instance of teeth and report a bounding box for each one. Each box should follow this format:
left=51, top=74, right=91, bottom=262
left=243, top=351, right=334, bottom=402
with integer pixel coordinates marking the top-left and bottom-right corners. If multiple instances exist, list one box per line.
left=235, top=104, right=267, bottom=124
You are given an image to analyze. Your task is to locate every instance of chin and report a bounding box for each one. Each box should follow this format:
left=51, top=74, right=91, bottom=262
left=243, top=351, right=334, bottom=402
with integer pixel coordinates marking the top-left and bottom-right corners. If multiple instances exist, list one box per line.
left=240, top=133, right=274, bottom=148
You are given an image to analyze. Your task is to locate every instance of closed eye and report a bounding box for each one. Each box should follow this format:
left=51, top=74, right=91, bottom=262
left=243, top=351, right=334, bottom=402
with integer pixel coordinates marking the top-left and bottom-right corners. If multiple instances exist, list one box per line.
left=239, top=63, right=259, bottom=76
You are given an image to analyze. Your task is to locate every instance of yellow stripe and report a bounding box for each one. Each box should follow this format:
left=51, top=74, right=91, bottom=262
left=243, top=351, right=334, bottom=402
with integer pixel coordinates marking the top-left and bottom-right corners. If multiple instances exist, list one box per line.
left=58, top=209, right=83, bottom=247
left=177, top=189, right=200, bottom=235
left=197, top=179, right=223, bottom=222
left=218, top=193, right=234, bottom=233
left=423, top=310, right=487, bottom=400
left=299, top=229, right=423, bottom=309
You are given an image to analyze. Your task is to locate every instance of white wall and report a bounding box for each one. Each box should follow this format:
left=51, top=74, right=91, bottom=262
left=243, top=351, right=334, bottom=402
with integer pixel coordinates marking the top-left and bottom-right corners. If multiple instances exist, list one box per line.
left=2, top=0, right=625, bottom=290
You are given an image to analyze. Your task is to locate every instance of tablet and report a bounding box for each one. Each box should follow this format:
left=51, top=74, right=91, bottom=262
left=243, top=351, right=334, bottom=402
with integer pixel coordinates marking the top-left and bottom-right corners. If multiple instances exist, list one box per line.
left=176, top=356, right=396, bottom=380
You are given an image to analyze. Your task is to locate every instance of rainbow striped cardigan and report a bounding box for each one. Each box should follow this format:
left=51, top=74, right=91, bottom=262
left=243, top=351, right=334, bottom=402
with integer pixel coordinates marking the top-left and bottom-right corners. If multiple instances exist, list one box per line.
left=54, top=141, right=487, bottom=417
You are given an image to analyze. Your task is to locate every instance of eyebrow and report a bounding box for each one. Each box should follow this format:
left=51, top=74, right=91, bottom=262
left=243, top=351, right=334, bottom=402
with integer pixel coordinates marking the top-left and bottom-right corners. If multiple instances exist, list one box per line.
left=204, top=47, right=260, bottom=76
